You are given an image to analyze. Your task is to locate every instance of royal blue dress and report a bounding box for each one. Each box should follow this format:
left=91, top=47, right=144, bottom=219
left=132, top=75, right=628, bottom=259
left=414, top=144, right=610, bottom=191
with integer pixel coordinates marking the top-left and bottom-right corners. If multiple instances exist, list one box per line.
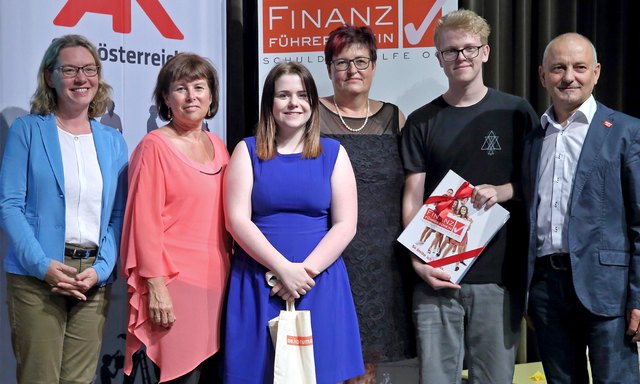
left=224, top=137, right=364, bottom=383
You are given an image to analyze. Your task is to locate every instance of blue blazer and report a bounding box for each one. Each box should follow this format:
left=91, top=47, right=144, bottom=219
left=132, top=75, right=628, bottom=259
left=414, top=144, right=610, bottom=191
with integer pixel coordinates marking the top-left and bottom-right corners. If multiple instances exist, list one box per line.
left=0, top=113, right=128, bottom=285
left=523, top=102, right=640, bottom=317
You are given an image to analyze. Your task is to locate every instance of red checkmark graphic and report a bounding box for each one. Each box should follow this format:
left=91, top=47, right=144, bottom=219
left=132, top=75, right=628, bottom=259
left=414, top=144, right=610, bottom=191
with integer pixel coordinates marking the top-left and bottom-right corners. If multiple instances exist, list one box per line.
left=404, top=0, right=446, bottom=46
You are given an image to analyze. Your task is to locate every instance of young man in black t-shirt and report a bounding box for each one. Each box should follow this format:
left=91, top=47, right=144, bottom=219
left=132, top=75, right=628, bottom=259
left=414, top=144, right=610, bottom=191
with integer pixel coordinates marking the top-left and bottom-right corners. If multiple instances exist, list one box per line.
left=400, top=9, right=539, bottom=384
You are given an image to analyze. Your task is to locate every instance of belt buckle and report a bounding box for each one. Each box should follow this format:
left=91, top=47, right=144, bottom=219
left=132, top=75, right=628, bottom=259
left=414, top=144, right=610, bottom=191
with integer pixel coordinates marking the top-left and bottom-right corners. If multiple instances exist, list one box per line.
left=70, top=248, right=83, bottom=259
left=67, top=247, right=88, bottom=259
left=549, top=253, right=568, bottom=271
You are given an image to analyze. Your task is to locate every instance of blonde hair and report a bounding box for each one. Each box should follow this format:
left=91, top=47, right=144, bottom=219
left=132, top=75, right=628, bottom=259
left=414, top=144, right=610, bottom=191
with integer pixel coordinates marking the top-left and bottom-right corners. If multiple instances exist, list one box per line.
left=256, top=62, right=321, bottom=160
left=30, top=34, right=112, bottom=118
left=434, top=9, right=491, bottom=49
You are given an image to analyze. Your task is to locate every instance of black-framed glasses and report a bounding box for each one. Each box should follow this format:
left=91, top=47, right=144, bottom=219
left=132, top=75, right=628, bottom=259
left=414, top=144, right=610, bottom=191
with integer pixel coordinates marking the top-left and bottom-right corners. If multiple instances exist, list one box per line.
left=439, top=46, right=484, bottom=62
left=331, top=57, right=371, bottom=71
left=54, top=64, right=100, bottom=78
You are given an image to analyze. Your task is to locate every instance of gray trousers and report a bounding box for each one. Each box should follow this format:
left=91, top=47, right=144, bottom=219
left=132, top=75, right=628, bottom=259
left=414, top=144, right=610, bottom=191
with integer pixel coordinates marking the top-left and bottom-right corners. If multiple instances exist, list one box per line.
left=413, top=283, right=521, bottom=384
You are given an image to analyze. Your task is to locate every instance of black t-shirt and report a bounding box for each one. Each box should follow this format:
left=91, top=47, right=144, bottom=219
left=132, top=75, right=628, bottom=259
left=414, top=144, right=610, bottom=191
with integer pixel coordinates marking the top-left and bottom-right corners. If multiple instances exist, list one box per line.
left=400, top=88, right=539, bottom=286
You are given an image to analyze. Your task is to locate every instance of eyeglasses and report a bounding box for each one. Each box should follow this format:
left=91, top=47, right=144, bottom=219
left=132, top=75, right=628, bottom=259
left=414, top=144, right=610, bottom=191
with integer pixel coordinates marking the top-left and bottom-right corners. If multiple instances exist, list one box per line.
left=331, top=57, right=371, bottom=71
left=439, top=46, right=484, bottom=62
left=54, top=64, right=100, bottom=78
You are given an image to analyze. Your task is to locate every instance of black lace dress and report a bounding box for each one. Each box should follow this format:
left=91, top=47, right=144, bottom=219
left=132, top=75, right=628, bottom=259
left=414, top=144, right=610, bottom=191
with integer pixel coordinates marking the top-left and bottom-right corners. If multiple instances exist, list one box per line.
left=320, top=102, right=416, bottom=362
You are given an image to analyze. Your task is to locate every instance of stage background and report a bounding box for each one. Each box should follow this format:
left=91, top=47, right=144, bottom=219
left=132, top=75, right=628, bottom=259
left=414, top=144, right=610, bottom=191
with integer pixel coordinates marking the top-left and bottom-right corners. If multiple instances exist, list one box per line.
left=257, top=0, right=455, bottom=117
left=0, top=1, right=226, bottom=383
left=226, top=0, right=640, bottom=368
left=227, top=0, right=639, bottom=151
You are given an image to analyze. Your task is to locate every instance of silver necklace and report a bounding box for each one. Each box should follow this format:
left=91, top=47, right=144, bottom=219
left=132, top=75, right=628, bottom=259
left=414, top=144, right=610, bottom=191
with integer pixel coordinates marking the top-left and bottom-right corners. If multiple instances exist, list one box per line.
left=333, top=96, right=369, bottom=132
left=55, top=114, right=68, bottom=131
left=55, top=114, right=88, bottom=136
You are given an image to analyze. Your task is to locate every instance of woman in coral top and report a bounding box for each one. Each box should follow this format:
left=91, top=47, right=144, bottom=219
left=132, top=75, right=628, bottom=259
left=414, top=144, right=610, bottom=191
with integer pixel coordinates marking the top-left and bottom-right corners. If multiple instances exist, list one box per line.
left=120, top=53, right=230, bottom=383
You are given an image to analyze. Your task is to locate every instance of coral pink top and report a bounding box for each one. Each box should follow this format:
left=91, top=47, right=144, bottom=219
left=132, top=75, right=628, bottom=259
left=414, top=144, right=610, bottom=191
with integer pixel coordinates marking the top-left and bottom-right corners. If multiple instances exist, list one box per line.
left=121, top=130, right=230, bottom=382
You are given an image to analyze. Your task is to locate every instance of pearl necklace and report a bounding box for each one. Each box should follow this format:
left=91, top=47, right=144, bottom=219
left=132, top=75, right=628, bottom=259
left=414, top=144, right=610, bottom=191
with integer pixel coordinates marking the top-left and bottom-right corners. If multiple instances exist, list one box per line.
left=333, top=96, right=369, bottom=132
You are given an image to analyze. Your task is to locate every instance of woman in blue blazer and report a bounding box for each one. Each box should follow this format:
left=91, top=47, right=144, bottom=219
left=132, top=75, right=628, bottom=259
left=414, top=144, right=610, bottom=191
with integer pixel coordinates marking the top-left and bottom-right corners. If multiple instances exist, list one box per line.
left=0, top=35, right=128, bottom=383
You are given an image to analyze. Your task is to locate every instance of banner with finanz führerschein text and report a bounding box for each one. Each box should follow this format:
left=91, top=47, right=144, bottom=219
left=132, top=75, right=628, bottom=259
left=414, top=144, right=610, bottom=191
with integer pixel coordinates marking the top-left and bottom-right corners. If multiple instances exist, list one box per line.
left=258, top=0, right=457, bottom=115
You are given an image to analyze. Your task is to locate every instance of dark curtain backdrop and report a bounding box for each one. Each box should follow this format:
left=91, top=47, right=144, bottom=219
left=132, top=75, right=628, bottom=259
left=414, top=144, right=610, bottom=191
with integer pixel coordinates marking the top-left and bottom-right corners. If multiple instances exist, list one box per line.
left=225, top=0, right=638, bottom=362
left=227, top=0, right=638, bottom=149
left=465, top=0, right=638, bottom=118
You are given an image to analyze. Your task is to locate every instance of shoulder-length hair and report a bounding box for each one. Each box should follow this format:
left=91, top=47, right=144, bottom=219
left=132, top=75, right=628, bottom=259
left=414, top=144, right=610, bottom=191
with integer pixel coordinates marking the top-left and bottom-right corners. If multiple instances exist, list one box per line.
left=31, top=34, right=112, bottom=118
left=152, top=52, right=220, bottom=121
left=256, top=62, right=321, bottom=160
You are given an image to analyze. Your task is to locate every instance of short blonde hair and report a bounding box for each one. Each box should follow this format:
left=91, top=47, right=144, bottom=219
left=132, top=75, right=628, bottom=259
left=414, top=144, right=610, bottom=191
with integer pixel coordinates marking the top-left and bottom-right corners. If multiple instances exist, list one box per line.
left=434, top=9, right=491, bottom=49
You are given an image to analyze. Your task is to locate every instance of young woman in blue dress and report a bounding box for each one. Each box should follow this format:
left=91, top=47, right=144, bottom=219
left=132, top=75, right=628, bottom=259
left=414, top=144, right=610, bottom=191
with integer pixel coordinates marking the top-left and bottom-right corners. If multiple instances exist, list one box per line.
left=223, top=62, right=364, bottom=383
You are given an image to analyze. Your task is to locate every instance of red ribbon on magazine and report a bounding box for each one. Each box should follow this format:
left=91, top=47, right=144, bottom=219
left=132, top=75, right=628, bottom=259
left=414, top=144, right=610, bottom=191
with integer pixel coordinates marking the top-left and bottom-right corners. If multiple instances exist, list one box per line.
left=424, top=181, right=473, bottom=220
left=428, top=246, right=485, bottom=268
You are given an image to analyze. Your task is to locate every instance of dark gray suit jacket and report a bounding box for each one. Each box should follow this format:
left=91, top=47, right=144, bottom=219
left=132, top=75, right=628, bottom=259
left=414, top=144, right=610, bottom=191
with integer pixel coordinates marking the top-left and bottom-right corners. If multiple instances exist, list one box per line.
left=523, top=102, right=640, bottom=317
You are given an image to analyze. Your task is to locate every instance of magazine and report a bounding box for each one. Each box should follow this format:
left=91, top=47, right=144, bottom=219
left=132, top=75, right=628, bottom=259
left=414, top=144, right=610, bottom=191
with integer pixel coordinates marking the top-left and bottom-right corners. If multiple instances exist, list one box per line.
left=397, top=170, right=510, bottom=284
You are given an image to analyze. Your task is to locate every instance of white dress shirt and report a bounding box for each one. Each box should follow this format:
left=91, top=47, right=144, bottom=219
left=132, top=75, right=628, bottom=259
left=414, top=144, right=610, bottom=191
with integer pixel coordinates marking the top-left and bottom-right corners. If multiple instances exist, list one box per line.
left=536, top=96, right=597, bottom=257
left=58, top=128, right=103, bottom=247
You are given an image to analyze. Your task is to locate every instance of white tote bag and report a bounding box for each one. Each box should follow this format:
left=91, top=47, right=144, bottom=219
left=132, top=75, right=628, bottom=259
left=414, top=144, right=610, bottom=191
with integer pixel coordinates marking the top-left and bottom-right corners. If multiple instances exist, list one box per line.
left=268, top=300, right=317, bottom=384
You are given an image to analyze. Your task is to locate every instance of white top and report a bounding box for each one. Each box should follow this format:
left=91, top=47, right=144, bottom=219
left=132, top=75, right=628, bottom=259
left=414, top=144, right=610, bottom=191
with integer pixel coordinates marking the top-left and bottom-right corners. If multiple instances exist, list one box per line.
left=536, top=96, right=597, bottom=257
left=58, top=127, right=103, bottom=247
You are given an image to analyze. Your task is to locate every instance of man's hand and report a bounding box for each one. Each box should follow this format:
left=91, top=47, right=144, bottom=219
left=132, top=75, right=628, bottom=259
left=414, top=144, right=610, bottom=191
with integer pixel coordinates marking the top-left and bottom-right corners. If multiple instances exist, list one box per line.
left=472, top=184, right=499, bottom=209
left=472, top=183, right=514, bottom=209
left=626, top=308, right=640, bottom=342
left=411, top=255, right=461, bottom=290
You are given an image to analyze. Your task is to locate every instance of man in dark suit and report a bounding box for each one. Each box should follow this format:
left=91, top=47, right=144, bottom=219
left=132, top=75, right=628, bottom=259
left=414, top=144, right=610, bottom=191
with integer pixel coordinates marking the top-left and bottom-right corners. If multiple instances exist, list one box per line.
left=523, top=32, right=640, bottom=382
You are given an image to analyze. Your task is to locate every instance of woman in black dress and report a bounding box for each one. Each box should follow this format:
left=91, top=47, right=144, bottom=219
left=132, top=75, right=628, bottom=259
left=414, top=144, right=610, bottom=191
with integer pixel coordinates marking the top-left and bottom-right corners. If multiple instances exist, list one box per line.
left=318, top=24, right=415, bottom=383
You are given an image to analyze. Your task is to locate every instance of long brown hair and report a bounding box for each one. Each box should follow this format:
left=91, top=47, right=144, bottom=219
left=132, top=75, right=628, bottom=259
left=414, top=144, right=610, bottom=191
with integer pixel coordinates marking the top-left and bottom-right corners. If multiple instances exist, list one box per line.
left=256, top=62, right=321, bottom=160
left=30, top=34, right=112, bottom=118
